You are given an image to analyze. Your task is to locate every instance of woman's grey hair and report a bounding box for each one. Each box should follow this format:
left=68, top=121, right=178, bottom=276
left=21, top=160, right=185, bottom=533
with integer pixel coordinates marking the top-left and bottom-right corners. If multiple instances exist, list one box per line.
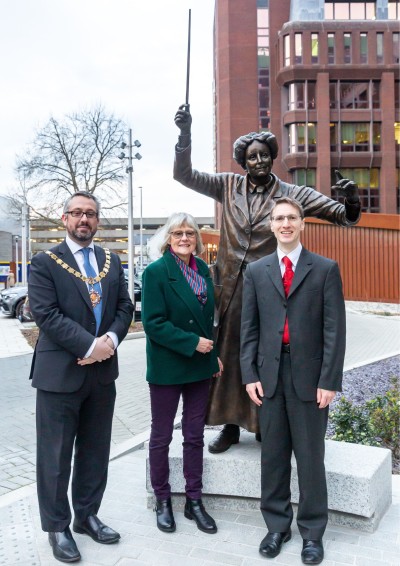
left=233, top=131, right=279, bottom=170
left=63, top=192, right=101, bottom=215
left=154, top=212, right=205, bottom=256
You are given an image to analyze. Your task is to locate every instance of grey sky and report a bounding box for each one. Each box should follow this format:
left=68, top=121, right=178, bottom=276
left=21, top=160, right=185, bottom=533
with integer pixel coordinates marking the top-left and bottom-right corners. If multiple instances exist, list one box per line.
left=0, top=0, right=215, bottom=217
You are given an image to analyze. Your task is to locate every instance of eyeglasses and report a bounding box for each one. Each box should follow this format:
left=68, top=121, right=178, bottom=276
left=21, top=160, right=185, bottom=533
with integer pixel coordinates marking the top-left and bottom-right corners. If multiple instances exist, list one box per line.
left=271, top=214, right=302, bottom=223
left=65, top=210, right=98, bottom=219
left=169, top=230, right=196, bottom=239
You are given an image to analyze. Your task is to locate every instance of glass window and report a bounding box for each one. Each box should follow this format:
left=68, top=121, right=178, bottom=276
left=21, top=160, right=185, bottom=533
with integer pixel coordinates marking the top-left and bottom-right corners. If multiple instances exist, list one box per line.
left=344, top=33, right=352, bottom=64
left=372, top=81, right=380, bottom=109
left=328, top=34, right=335, bottom=64
left=388, top=0, right=400, bottom=19
left=339, top=82, right=369, bottom=109
left=329, top=82, right=337, bottom=108
left=257, top=6, right=270, bottom=131
left=307, top=82, right=316, bottom=109
left=360, top=33, right=368, bottom=64
left=340, top=123, right=381, bottom=152
left=325, top=1, right=376, bottom=20
left=311, top=33, right=319, bottom=64
left=351, top=3, right=365, bottom=18
left=330, top=123, right=338, bottom=151
left=288, top=123, right=316, bottom=153
left=288, top=83, right=304, bottom=110
left=395, top=82, right=400, bottom=110
left=393, top=33, right=400, bottom=64
left=295, top=33, right=302, bottom=64
left=395, top=123, right=400, bottom=145
left=284, top=35, right=290, bottom=67
left=376, top=33, right=384, bottom=64
left=293, top=169, right=316, bottom=187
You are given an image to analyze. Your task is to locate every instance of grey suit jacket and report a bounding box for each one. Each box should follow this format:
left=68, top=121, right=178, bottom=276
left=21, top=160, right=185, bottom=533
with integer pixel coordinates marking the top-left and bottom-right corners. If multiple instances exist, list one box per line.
left=28, top=240, right=133, bottom=392
left=240, top=248, right=346, bottom=401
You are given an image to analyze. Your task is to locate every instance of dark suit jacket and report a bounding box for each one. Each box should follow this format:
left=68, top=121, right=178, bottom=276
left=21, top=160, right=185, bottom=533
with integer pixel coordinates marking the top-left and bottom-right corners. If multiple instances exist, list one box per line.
left=240, top=248, right=346, bottom=401
left=142, top=251, right=219, bottom=385
left=28, top=241, right=133, bottom=392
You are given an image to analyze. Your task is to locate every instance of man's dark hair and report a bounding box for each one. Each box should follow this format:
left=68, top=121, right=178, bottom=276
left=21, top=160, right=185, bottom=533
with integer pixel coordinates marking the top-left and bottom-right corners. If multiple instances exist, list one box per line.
left=270, top=197, right=305, bottom=219
left=63, top=192, right=101, bottom=215
left=233, top=131, right=279, bottom=170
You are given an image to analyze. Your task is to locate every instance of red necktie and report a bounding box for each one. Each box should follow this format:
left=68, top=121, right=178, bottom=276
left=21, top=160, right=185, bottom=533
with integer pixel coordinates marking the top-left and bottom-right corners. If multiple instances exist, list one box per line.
left=282, top=256, right=294, bottom=344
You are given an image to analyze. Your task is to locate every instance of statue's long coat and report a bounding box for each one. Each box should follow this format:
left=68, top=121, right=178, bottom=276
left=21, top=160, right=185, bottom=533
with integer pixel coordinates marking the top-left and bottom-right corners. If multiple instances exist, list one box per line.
left=174, top=145, right=359, bottom=432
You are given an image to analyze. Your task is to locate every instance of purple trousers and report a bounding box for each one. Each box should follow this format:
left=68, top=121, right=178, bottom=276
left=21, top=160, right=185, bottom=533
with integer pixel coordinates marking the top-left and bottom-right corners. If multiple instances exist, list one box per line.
left=149, top=379, right=211, bottom=500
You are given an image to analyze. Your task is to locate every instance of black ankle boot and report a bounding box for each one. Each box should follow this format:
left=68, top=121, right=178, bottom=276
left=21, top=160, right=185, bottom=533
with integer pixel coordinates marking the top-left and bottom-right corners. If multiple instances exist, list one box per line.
left=208, top=424, right=240, bottom=454
left=184, top=497, right=217, bottom=534
left=155, top=498, right=176, bottom=532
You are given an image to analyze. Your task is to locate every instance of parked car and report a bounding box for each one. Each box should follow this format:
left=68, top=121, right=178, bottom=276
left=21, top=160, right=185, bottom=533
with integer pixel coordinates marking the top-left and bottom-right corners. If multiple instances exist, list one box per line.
left=19, top=296, right=34, bottom=323
left=123, top=270, right=142, bottom=320
left=0, top=285, right=28, bottom=319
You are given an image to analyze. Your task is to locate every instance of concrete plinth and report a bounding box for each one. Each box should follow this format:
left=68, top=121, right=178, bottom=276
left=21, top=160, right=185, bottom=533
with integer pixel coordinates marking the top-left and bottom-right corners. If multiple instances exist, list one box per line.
left=146, top=429, right=392, bottom=533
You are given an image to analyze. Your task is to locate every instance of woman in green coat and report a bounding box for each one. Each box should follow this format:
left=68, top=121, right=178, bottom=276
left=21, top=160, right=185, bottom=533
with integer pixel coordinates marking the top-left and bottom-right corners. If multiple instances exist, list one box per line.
left=142, top=212, right=223, bottom=535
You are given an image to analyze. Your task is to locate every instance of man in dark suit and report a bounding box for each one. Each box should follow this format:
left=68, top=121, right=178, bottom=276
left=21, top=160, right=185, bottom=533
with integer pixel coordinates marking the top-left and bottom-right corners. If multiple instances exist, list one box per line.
left=28, top=192, right=133, bottom=563
left=240, top=197, right=346, bottom=565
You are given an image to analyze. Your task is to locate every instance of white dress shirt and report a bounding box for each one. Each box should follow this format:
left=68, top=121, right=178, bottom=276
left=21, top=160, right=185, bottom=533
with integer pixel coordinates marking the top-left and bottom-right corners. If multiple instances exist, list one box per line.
left=277, top=243, right=302, bottom=277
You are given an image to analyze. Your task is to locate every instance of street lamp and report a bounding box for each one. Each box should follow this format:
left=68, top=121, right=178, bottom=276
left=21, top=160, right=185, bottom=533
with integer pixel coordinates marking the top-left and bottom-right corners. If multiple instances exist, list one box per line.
left=14, top=236, right=19, bottom=284
left=139, top=186, right=143, bottom=270
left=118, top=130, right=142, bottom=317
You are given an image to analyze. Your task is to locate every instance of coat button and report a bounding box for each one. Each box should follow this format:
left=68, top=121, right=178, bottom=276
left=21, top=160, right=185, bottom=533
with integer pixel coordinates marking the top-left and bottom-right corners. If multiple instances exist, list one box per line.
left=275, top=356, right=279, bottom=362
left=283, top=303, right=287, bottom=309
left=245, top=228, right=251, bottom=234
left=189, top=320, right=194, bottom=324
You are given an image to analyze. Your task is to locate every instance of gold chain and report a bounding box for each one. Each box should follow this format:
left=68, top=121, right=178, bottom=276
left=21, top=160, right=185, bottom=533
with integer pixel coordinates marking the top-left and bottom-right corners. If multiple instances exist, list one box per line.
left=45, top=248, right=111, bottom=284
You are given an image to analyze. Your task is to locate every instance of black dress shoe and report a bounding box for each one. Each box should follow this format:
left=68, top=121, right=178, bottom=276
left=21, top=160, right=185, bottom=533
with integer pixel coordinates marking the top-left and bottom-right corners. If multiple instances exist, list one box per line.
left=48, top=527, right=81, bottom=563
left=255, top=432, right=262, bottom=442
left=259, top=530, right=291, bottom=558
left=184, top=497, right=217, bottom=533
left=208, top=424, right=240, bottom=453
left=301, top=540, right=324, bottom=564
left=73, top=514, right=120, bottom=544
left=155, top=498, right=176, bottom=532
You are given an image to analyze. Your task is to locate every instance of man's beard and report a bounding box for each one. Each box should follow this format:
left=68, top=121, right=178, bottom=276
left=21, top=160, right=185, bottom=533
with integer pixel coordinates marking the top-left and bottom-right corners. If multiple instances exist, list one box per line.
left=70, top=227, right=95, bottom=242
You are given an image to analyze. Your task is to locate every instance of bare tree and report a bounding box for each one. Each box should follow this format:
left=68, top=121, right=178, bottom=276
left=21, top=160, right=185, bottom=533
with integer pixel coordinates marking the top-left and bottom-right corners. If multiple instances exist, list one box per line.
left=14, top=105, right=129, bottom=217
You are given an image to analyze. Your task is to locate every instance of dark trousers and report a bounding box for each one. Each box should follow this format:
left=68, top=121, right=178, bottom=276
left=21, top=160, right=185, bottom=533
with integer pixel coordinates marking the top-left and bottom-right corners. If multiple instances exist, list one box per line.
left=36, top=373, right=116, bottom=532
left=259, top=352, right=329, bottom=540
left=149, top=379, right=210, bottom=500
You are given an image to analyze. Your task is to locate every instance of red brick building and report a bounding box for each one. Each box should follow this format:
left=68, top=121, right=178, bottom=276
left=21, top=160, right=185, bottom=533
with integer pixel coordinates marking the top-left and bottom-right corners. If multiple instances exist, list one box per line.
left=213, top=0, right=400, bottom=224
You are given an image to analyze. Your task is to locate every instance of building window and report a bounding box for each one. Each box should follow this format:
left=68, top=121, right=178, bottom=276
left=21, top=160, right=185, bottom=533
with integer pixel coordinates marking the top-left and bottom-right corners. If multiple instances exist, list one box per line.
left=295, top=33, right=302, bottom=64
left=311, top=33, right=319, bottom=64
left=325, top=1, right=376, bottom=20
left=331, top=168, right=380, bottom=213
left=393, top=33, right=400, bottom=64
left=360, top=33, right=368, bottom=64
left=293, top=169, right=316, bottom=187
left=376, top=33, right=384, bottom=64
left=330, top=123, right=338, bottom=151
left=388, top=0, right=400, bottom=19
left=328, top=33, right=335, bottom=64
left=288, top=81, right=316, bottom=110
left=257, top=4, right=270, bottom=130
left=288, top=123, right=316, bottom=153
left=372, top=82, right=380, bottom=109
left=344, top=33, right=352, bottom=64
left=329, top=82, right=337, bottom=108
left=340, top=123, right=381, bottom=152
left=339, top=82, right=369, bottom=109
left=284, top=35, right=290, bottom=67
left=395, top=83, right=400, bottom=110
left=395, top=123, right=400, bottom=145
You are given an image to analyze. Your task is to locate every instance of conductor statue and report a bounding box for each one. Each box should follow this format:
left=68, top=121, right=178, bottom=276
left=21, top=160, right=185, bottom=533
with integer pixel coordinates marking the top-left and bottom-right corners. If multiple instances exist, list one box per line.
left=174, top=105, right=361, bottom=453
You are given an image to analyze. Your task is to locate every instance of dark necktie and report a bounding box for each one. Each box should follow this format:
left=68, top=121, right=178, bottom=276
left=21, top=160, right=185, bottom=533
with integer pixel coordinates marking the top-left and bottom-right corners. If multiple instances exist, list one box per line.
left=81, top=247, right=102, bottom=335
left=282, top=256, right=294, bottom=344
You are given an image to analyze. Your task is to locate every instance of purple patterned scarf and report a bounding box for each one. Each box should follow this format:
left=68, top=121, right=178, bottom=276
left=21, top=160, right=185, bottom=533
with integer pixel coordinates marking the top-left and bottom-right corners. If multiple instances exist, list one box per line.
left=170, top=248, right=207, bottom=305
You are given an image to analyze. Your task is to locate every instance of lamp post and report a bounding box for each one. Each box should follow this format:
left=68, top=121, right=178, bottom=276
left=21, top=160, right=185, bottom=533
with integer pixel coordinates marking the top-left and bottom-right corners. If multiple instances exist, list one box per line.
left=139, top=186, right=143, bottom=270
left=21, top=200, right=28, bottom=285
left=118, top=130, right=142, bottom=317
left=14, top=236, right=19, bottom=284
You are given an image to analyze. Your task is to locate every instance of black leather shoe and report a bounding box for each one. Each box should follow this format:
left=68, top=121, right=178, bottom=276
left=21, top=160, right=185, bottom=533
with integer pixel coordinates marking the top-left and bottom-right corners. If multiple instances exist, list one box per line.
left=208, top=424, right=240, bottom=453
left=73, top=514, right=120, bottom=544
left=184, top=497, right=217, bottom=533
left=259, top=530, right=291, bottom=558
left=301, top=540, right=324, bottom=564
left=255, top=432, right=262, bottom=442
left=48, top=527, right=81, bottom=563
left=155, top=498, right=176, bottom=533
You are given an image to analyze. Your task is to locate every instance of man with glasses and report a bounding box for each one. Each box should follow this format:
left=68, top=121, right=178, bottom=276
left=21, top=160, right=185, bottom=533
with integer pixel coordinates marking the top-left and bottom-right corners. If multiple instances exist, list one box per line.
left=28, top=191, right=133, bottom=563
left=240, top=197, right=345, bottom=564
left=174, top=105, right=360, bottom=454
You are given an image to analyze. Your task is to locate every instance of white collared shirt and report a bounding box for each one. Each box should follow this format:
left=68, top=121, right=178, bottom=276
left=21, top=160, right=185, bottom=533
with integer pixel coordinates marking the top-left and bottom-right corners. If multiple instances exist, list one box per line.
left=277, top=243, right=302, bottom=277
left=65, top=236, right=118, bottom=355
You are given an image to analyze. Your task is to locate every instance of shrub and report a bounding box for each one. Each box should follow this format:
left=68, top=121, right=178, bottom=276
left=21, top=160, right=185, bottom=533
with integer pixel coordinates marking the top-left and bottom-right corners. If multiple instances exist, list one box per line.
left=329, top=377, right=399, bottom=460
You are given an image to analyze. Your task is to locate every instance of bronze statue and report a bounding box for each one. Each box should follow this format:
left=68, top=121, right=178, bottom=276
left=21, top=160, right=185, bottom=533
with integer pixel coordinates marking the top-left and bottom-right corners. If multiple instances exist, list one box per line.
left=174, top=105, right=361, bottom=453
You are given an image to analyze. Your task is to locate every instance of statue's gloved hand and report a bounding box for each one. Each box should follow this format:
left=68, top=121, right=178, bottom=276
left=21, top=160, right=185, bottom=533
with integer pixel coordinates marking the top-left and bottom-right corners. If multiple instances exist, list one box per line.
left=332, top=170, right=359, bottom=204
left=174, top=104, right=192, bottom=135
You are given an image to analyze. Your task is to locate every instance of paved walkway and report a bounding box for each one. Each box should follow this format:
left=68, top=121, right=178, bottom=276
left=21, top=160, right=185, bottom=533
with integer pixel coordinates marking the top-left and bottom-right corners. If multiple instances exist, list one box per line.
left=0, top=304, right=399, bottom=565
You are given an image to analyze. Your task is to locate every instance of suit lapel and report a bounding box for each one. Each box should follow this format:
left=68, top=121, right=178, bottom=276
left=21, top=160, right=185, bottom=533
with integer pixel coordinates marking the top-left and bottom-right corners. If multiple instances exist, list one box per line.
left=163, top=252, right=210, bottom=336
left=265, top=252, right=285, bottom=299
left=289, top=248, right=313, bottom=297
left=232, top=176, right=250, bottom=221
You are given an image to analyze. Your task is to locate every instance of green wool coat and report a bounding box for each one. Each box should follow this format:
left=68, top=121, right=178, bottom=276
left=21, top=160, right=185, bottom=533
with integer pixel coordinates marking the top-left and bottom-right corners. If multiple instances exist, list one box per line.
left=142, top=251, right=219, bottom=385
